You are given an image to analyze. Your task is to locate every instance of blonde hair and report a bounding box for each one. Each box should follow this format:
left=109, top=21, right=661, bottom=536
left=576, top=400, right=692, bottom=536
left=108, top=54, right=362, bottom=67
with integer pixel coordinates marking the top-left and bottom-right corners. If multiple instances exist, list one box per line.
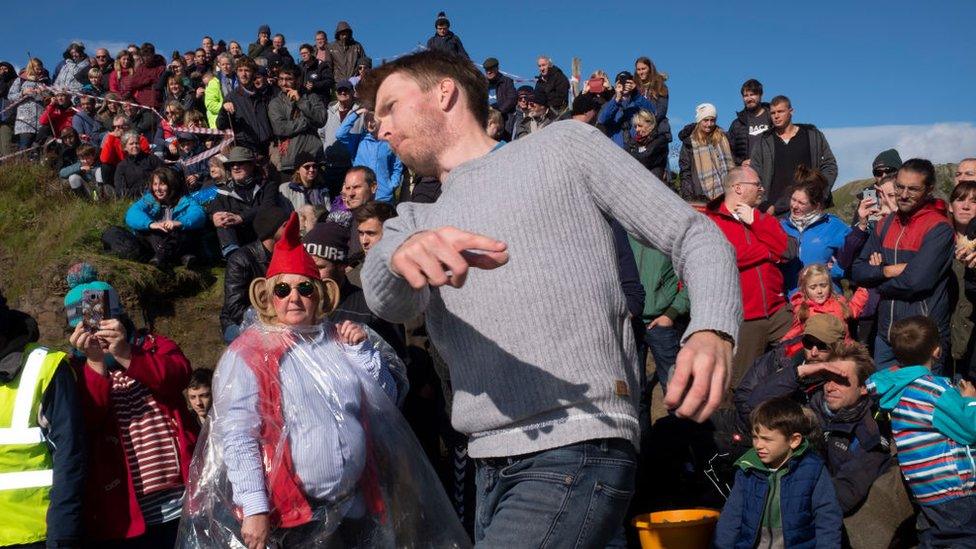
left=249, top=274, right=340, bottom=326
left=692, top=120, right=723, bottom=147
left=631, top=109, right=656, bottom=133
left=486, top=107, right=503, bottom=128
left=796, top=264, right=850, bottom=322
left=25, top=58, right=44, bottom=78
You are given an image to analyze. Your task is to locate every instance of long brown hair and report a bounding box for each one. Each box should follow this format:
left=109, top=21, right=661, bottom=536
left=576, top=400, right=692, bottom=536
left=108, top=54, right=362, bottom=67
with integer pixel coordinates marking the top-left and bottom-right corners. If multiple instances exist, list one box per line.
left=692, top=121, right=723, bottom=147
left=634, top=56, right=668, bottom=99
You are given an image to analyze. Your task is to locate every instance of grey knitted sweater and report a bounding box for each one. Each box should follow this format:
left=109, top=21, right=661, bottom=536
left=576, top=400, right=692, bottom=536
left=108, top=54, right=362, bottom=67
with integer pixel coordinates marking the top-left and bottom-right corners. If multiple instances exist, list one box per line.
left=362, top=121, right=742, bottom=458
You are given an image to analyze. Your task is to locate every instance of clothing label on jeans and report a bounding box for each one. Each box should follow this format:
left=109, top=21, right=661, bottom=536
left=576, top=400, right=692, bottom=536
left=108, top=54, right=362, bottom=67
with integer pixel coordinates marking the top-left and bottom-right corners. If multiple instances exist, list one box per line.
left=614, top=380, right=630, bottom=398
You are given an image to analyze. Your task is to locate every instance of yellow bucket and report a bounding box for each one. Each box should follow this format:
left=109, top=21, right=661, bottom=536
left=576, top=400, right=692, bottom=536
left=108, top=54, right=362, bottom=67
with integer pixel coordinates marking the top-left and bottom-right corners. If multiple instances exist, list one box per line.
left=632, top=509, right=721, bottom=549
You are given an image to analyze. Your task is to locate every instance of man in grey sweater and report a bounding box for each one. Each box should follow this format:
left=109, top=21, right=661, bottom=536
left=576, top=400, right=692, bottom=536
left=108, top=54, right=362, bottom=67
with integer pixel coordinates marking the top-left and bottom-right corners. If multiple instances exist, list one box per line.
left=358, top=51, right=742, bottom=547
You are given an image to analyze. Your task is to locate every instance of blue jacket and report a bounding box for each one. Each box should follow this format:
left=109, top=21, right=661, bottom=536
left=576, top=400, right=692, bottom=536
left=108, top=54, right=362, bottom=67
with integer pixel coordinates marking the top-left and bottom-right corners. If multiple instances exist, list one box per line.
left=597, top=94, right=655, bottom=148
left=780, top=213, right=851, bottom=294
left=124, top=193, right=206, bottom=232
left=336, top=111, right=404, bottom=203
left=70, top=110, right=105, bottom=145
left=714, top=443, right=842, bottom=548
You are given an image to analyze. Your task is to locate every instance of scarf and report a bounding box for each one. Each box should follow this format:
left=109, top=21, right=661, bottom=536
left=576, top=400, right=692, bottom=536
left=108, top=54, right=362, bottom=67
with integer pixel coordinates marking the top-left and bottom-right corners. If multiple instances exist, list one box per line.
left=790, top=211, right=824, bottom=233
left=811, top=390, right=870, bottom=426
left=691, top=133, right=733, bottom=200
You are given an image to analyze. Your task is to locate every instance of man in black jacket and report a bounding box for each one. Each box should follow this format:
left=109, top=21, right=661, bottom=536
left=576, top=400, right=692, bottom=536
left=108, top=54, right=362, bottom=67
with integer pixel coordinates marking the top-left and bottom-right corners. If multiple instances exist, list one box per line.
left=425, top=12, right=469, bottom=60
left=216, top=57, right=273, bottom=155
left=727, top=79, right=770, bottom=166
left=207, top=147, right=289, bottom=257
left=534, top=56, right=570, bottom=114
left=484, top=57, right=516, bottom=124
left=750, top=95, right=837, bottom=214
left=297, top=43, right=335, bottom=104
left=0, top=291, right=85, bottom=547
left=734, top=317, right=893, bottom=517
left=219, top=207, right=290, bottom=342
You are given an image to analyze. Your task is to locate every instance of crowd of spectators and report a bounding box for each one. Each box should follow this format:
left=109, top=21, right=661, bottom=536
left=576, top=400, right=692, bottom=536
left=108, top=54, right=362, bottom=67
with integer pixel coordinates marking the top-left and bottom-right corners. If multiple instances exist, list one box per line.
left=1, top=11, right=975, bottom=549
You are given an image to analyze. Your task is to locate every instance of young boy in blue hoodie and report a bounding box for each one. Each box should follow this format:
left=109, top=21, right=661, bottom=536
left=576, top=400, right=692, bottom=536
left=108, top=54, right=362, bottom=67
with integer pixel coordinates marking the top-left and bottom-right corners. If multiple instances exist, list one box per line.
left=867, top=315, right=976, bottom=547
left=714, top=396, right=842, bottom=548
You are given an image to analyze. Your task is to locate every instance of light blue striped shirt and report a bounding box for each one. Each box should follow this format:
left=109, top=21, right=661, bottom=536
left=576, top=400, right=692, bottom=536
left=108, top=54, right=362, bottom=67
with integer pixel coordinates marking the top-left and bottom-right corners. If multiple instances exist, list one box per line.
left=212, top=323, right=397, bottom=517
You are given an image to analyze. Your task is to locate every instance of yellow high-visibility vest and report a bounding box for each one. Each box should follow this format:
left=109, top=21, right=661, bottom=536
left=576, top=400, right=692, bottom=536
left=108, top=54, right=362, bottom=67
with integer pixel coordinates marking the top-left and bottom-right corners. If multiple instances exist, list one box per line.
left=0, top=345, right=66, bottom=546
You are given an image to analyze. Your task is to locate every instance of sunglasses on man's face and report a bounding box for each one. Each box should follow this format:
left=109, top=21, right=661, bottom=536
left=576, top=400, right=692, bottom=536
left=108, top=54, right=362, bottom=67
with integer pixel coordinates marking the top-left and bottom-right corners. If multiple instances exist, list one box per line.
left=802, top=335, right=829, bottom=351
left=273, top=281, right=316, bottom=299
left=873, top=167, right=897, bottom=177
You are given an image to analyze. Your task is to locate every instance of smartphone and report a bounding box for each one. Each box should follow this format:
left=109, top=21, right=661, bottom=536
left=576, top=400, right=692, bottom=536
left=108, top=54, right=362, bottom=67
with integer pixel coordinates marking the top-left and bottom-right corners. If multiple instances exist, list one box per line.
left=81, top=289, right=109, bottom=333
left=862, top=188, right=882, bottom=222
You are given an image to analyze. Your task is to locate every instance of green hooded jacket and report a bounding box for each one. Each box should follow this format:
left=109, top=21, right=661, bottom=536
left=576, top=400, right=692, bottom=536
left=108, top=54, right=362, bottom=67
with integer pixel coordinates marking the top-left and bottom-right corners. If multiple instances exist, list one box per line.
left=628, top=238, right=689, bottom=322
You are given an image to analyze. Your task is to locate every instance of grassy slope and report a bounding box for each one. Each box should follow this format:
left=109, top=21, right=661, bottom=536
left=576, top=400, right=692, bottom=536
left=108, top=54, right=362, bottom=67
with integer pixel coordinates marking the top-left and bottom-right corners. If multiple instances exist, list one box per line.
left=0, top=161, right=225, bottom=368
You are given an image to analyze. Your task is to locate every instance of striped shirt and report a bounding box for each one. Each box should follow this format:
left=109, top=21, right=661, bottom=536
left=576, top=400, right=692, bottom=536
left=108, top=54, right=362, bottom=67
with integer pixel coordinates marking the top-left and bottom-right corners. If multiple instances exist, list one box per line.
left=868, top=372, right=976, bottom=505
left=110, top=370, right=182, bottom=498
left=212, top=323, right=397, bottom=517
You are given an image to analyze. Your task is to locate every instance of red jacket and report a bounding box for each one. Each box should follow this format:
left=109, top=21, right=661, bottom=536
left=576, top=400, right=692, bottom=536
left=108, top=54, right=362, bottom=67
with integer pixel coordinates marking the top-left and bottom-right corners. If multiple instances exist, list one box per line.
left=72, top=333, right=199, bottom=540
left=781, top=288, right=869, bottom=341
left=99, top=132, right=150, bottom=166
left=128, top=56, right=166, bottom=109
left=705, top=200, right=788, bottom=320
left=39, top=104, right=75, bottom=134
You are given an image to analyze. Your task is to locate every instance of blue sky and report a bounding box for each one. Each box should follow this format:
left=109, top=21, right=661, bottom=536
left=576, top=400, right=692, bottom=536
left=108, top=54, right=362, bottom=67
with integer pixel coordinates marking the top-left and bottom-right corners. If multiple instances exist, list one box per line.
left=6, top=0, right=975, bottom=184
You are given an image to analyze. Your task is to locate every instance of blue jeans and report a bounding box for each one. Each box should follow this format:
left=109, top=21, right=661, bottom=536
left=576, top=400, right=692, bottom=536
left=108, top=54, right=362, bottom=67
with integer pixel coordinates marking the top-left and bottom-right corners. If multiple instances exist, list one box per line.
left=917, top=495, right=976, bottom=548
left=474, top=438, right=636, bottom=548
left=637, top=324, right=681, bottom=442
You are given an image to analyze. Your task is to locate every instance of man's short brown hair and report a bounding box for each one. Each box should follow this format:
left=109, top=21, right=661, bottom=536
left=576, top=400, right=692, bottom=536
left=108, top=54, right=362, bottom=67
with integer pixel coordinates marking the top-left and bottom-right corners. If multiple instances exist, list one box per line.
left=890, top=316, right=939, bottom=366
left=236, top=56, right=257, bottom=72
left=770, top=95, right=792, bottom=108
left=354, top=200, right=396, bottom=225
left=826, top=341, right=875, bottom=385
left=358, top=50, right=490, bottom=127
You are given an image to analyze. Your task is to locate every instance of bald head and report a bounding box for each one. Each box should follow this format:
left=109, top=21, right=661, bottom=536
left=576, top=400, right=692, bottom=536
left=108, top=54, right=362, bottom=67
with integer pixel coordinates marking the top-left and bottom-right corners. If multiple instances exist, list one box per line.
left=957, top=158, right=976, bottom=185
left=723, top=166, right=759, bottom=191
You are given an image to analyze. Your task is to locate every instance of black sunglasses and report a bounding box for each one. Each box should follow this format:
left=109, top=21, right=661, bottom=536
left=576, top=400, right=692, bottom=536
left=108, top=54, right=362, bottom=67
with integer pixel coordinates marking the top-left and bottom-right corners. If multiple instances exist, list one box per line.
left=273, top=281, right=315, bottom=299
left=873, top=167, right=897, bottom=177
left=801, top=335, right=829, bottom=351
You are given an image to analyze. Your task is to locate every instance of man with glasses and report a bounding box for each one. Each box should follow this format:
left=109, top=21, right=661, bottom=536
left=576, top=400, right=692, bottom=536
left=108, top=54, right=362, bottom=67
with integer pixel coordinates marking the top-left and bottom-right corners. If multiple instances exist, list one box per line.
left=955, top=157, right=976, bottom=186
left=852, top=158, right=955, bottom=372
left=269, top=65, right=327, bottom=176
left=705, top=166, right=791, bottom=388
left=534, top=56, right=570, bottom=115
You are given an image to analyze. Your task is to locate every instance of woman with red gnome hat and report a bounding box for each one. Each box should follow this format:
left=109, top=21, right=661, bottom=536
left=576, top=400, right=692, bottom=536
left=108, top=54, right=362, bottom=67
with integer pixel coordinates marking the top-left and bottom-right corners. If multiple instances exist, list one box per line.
left=179, top=213, right=467, bottom=549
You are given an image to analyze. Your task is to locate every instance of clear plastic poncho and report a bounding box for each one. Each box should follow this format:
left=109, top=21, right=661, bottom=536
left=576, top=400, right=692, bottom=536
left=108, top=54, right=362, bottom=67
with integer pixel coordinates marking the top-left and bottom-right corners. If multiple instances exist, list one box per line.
left=177, top=320, right=470, bottom=548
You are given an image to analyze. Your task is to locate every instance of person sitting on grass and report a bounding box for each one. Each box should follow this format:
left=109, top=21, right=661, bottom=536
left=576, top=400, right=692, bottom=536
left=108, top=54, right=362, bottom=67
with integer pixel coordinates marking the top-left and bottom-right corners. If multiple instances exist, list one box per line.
left=124, top=167, right=205, bottom=268
left=714, top=396, right=842, bottom=548
left=867, top=315, right=976, bottom=546
left=59, top=143, right=100, bottom=200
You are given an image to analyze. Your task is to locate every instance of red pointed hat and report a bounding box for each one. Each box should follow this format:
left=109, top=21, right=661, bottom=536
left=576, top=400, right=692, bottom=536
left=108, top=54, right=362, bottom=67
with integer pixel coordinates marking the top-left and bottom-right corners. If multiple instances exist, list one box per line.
left=266, top=213, right=321, bottom=280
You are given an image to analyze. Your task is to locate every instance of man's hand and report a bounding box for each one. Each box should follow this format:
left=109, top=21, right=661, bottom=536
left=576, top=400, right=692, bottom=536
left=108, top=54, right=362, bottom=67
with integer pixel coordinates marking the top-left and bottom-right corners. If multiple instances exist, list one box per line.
left=336, top=320, right=367, bottom=345
left=223, top=101, right=235, bottom=114
left=732, top=203, right=756, bottom=225
left=647, top=315, right=674, bottom=330
left=664, top=331, right=732, bottom=422
left=868, top=252, right=883, bottom=267
left=883, top=263, right=907, bottom=278
left=286, top=89, right=300, bottom=102
left=741, top=159, right=752, bottom=168
left=390, top=227, right=509, bottom=290
left=241, top=514, right=269, bottom=549
left=797, top=361, right=846, bottom=380
left=614, top=82, right=624, bottom=101
left=304, top=81, right=313, bottom=91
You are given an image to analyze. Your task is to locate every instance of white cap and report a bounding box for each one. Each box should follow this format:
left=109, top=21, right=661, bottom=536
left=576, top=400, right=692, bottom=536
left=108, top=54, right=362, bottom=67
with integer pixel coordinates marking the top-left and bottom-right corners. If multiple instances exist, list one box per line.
left=695, top=103, right=717, bottom=123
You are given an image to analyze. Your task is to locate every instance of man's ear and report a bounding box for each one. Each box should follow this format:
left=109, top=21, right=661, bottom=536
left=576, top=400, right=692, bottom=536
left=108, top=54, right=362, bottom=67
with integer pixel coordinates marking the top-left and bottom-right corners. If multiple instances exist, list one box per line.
left=437, top=78, right=458, bottom=112
left=934, top=346, right=943, bottom=360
